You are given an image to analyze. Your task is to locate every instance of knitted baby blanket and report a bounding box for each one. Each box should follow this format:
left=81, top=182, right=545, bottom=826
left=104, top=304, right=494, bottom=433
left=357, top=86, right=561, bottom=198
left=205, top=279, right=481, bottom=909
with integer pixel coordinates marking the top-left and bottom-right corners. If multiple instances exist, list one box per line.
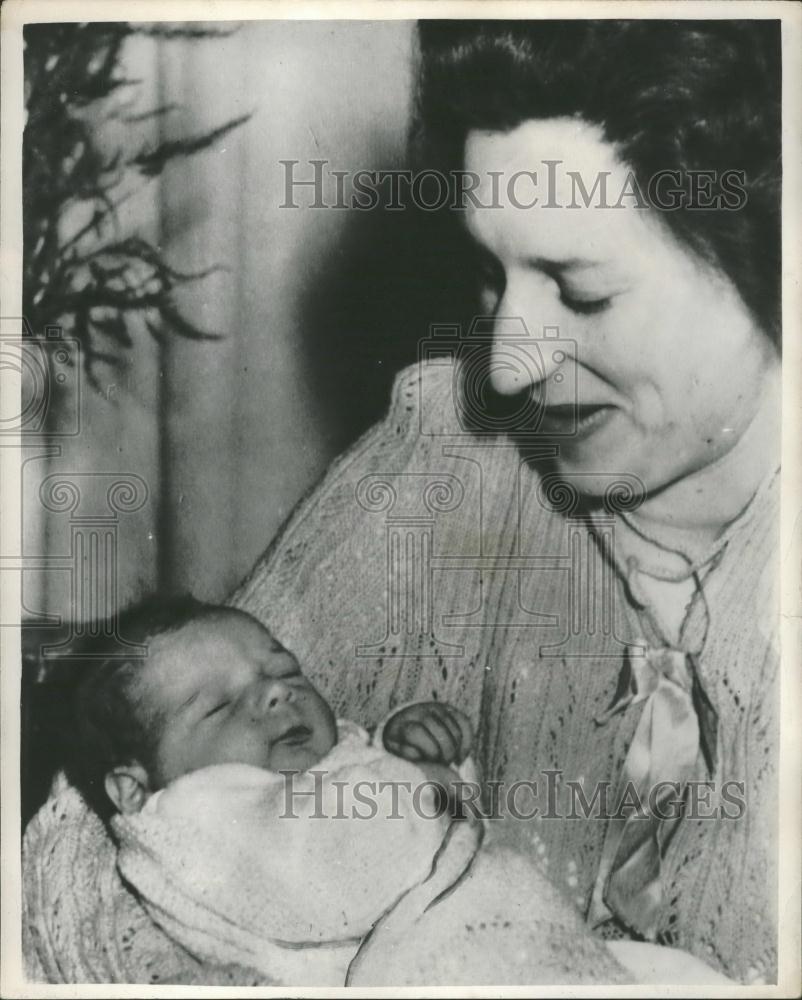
left=23, top=359, right=779, bottom=984
left=348, top=835, right=629, bottom=986
left=24, top=741, right=628, bottom=986
left=111, top=725, right=451, bottom=985
left=22, top=775, right=268, bottom=986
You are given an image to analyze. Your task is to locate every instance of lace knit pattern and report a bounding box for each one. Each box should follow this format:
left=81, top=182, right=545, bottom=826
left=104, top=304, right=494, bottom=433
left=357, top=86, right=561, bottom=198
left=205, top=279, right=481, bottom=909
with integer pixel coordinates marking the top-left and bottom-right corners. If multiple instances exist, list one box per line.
left=23, top=360, right=778, bottom=984
left=231, top=360, right=779, bottom=984
left=22, top=779, right=270, bottom=985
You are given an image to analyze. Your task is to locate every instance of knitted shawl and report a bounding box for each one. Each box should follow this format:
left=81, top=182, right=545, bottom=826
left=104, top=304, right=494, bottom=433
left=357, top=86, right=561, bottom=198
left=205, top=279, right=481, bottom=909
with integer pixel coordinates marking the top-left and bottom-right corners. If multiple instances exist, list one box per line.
left=23, top=360, right=778, bottom=984
left=231, top=360, right=779, bottom=985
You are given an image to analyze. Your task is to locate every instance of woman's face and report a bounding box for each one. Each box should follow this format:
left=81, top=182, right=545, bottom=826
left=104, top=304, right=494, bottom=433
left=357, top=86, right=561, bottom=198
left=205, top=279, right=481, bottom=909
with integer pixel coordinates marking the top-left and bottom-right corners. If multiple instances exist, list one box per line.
left=462, top=118, right=779, bottom=494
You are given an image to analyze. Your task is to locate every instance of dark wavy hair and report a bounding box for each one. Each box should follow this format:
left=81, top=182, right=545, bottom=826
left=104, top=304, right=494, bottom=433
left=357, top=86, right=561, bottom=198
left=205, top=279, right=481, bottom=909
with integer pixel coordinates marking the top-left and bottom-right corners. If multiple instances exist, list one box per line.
left=67, top=594, right=218, bottom=819
left=415, top=19, right=781, bottom=346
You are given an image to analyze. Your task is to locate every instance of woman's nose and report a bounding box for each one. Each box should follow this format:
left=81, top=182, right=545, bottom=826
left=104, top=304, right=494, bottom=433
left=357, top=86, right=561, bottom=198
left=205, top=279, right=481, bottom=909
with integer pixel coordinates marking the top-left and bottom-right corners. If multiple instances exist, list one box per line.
left=488, top=316, right=565, bottom=397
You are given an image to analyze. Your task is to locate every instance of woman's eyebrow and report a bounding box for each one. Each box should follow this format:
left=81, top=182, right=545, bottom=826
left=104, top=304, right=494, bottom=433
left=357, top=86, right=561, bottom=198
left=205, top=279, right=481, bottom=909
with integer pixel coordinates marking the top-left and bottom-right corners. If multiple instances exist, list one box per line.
left=460, top=229, right=610, bottom=274
left=525, top=255, right=604, bottom=273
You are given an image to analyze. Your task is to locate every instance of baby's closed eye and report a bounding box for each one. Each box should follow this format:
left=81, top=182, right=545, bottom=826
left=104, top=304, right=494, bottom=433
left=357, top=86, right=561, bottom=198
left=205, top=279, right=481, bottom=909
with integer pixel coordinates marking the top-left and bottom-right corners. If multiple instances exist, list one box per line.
left=203, top=700, right=230, bottom=719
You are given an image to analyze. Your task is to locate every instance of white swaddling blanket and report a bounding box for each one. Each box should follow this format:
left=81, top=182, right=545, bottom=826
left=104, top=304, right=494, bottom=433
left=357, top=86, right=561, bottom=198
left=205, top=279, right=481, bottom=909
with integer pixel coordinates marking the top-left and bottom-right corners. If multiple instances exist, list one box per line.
left=112, top=721, right=456, bottom=984
left=113, top=720, right=631, bottom=986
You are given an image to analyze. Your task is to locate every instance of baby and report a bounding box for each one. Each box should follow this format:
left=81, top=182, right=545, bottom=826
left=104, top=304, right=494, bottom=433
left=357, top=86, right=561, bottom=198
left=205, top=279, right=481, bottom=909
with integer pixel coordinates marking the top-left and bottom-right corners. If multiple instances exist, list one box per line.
left=70, top=597, right=715, bottom=987
left=70, top=596, right=498, bottom=984
left=72, top=596, right=470, bottom=818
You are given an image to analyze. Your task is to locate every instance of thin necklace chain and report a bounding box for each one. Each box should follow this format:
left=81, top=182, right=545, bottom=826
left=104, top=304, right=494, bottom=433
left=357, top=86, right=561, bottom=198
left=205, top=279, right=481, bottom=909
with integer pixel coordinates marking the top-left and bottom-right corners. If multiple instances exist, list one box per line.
left=630, top=553, right=723, bottom=653
left=617, top=514, right=725, bottom=582
left=616, top=463, right=780, bottom=582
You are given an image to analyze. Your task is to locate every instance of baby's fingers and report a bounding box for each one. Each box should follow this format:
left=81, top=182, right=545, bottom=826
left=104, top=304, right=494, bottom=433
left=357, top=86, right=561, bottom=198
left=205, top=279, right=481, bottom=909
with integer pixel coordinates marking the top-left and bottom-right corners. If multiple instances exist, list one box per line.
left=448, top=708, right=474, bottom=760
left=382, top=718, right=428, bottom=760
left=397, top=720, right=447, bottom=763
left=419, top=712, right=462, bottom=763
left=429, top=704, right=463, bottom=755
left=382, top=724, right=412, bottom=758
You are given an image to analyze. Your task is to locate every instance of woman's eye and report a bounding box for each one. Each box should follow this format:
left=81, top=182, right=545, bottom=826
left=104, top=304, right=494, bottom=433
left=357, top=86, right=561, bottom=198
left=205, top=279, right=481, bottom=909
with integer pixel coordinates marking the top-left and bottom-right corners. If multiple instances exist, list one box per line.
left=561, top=293, right=612, bottom=315
left=204, top=701, right=230, bottom=719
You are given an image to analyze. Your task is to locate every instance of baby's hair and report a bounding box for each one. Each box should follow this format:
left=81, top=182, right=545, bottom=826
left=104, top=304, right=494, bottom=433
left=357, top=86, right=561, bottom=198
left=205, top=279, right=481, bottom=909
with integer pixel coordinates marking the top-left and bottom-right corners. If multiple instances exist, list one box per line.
left=68, top=593, right=222, bottom=820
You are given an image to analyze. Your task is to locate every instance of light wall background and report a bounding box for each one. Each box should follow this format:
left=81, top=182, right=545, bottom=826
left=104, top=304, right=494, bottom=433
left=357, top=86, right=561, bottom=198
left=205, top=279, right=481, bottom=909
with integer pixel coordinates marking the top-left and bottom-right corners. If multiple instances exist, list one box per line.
left=23, top=21, right=433, bottom=624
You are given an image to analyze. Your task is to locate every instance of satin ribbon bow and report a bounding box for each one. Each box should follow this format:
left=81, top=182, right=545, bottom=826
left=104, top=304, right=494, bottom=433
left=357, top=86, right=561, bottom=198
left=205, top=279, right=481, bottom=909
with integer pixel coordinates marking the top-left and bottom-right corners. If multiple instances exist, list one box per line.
left=587, top=642, right=718, bottom=939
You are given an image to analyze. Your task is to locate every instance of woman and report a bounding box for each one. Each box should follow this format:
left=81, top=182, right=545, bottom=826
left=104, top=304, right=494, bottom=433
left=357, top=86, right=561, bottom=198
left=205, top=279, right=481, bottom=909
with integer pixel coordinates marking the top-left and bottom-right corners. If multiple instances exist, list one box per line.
left=234, top=20, right=781, bottom=983
left=24, top=19, right=781, bottom=986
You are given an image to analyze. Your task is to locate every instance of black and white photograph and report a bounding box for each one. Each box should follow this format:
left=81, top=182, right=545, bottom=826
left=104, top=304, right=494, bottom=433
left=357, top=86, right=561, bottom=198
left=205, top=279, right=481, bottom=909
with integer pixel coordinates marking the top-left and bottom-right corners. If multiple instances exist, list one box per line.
left=1, top=0, right=800, bottom=994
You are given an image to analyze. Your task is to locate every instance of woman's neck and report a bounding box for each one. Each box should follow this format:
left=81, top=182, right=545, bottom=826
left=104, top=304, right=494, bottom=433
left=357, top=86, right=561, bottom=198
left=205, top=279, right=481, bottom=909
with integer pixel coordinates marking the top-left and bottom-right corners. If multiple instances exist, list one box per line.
left=634, top=367, right=781, bottom=545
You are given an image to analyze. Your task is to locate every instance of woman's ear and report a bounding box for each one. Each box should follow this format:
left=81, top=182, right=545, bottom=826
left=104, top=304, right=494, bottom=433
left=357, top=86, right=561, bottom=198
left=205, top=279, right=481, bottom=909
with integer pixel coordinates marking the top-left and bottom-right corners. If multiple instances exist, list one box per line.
left=105, top=763, right=151, bottom=814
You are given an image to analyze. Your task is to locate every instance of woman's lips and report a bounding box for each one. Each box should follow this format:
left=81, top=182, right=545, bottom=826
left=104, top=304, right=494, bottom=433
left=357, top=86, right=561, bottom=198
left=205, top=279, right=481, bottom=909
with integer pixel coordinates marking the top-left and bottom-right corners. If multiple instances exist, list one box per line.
left=536, top=403, right=616, bottom=438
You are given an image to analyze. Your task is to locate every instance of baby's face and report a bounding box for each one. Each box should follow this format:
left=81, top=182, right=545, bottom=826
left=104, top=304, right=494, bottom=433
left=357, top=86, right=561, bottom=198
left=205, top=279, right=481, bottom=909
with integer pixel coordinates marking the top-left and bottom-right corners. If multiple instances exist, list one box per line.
left=138, top=610, right=337, bottom=787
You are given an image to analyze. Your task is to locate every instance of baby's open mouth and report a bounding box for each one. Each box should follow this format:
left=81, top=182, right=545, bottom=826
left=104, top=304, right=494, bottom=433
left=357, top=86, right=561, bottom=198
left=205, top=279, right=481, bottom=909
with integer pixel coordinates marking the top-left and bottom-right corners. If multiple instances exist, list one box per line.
left=274, top=724, right=312, bottom=746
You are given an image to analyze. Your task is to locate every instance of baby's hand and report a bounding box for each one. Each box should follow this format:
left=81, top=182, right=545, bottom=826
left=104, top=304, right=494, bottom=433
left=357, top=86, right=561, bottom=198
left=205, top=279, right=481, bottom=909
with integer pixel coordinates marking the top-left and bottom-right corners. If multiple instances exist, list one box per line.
left=382, top=702, right=473, bottom=766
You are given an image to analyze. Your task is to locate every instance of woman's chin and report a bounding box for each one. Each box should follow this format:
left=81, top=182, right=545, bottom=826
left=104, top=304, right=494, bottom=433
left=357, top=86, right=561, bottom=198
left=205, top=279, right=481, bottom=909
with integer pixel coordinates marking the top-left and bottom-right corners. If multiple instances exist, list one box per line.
left=549, top=415, right=640, bottom=477
left=550, top=428, right=675, bottom=502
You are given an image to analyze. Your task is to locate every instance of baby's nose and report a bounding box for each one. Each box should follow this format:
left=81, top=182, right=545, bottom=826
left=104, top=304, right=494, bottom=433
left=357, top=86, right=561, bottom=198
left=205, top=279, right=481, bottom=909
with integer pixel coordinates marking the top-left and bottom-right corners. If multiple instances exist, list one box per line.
left=249, top=678, right=294, bottom=714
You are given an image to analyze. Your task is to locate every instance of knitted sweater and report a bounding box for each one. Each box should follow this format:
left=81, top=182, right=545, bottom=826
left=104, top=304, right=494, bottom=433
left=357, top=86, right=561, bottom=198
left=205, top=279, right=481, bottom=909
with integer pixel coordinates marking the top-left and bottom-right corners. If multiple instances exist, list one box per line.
left=112, top=723, right=629, bottom=988
left=23, top=360, right=778, bottom=985
left=231, top=360, right=779, bottom=984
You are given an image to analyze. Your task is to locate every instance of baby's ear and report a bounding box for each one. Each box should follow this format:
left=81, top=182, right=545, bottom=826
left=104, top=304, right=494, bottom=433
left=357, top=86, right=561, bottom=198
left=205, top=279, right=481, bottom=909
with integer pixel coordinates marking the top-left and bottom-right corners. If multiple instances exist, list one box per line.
left=105, top=763, right=151, bottom=814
